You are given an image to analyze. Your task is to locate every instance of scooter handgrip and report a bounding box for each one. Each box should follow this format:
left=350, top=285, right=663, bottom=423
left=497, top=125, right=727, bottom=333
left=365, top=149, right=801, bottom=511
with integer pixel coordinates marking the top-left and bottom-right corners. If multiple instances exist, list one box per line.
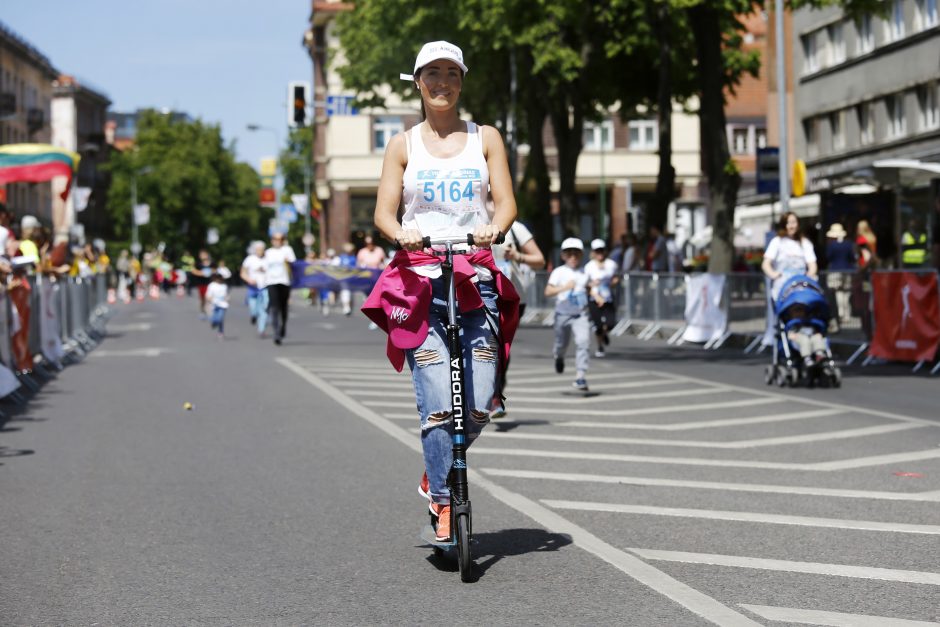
left=467, top=232, right=505, bottom=246
left=422, top=236, right=432, bottom=248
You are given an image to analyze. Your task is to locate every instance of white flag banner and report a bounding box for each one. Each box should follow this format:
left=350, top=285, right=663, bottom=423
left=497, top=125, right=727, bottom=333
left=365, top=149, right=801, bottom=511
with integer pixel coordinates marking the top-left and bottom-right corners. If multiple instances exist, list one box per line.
left=682, top=273, right=728, bottom=343
left=133, top=203, right=150, bottom=226
left=206, top=227, right=220, bottom=245
left=73, top=187, right=92, bottom=212
left=290, top=194, right=309, bottom=215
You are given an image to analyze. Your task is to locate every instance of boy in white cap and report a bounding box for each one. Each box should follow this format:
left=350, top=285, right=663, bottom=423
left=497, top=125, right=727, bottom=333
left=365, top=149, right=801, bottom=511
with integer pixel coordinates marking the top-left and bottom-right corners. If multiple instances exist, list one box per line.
left=545, top=238, right=591, bottom=391
left=584, top=238, right=619, bottom=357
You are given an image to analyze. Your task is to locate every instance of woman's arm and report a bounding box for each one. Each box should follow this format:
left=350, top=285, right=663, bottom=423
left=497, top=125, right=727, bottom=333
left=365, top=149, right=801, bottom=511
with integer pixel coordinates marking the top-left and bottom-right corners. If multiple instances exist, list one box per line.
left=374, top=133, right=419, bottom=249
left=482, top=125, right=518, bottom=245
left=544, top=279, right=575, bottom=297
left=509, top=237, right=545, bottom=270
left=760, top=257, right=779, bottom=280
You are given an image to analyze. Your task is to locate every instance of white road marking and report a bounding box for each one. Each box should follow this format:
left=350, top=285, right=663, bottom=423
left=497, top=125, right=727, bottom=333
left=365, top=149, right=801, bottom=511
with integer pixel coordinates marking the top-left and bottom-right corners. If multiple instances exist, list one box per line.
left=356, top=385, right=728, bottom=405
left=479, top=468, right=940, bottom=502
left=508, top=378, right=679, bottom=394
left=507, top=371, right=653, bottom=385
left=478, top=422, right=923, bottom=449
left=542, top=499, right=940, bottom=535
left=89, top=348, right=169, bottom=357
left=738, top=604, right=940, bottom=626
left=328, top=380, right=413, bottom=390
left=365, top=397, right=781, bottom=416
left=557, top=408, right=845, bottom=431
left=107, top=323, right=152, bottom=332
left=656, top=370, right=939, bottom=427
left=277, top=357, right=761, bottom=626
left=628, top=548, right=940, bottom=586
left=470, top=446, right=940, bottom=471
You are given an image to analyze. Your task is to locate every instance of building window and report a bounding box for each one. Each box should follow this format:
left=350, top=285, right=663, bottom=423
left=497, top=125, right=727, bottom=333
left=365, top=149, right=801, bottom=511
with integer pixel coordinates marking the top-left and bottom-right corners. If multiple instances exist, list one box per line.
left=857, top=102, right=875, bottom=145
left=829, top=110, right=846, bottom=151
left=885, top=0, right=906, bottom=42
left=756, top=127, right=768, bottom=149
left=730, top=126, right=750, bottom=155
left=802, top=30, right=822, bottom=73
left=886, top=93, right=907, bottom=139
left=627, top=119, right=657, bottom=151
left=918, top=82, right=940, bottom=131
left=804, top=117, right=819, bottom=157
left=856, top=15, right=875, bottom=54
left=916, top=0, right=939, bottom=29
left=372, top=116, right=403, bottom=151
left=583, top=119, right=614, bottom=151
left=827, top=22, right=846, bottom=65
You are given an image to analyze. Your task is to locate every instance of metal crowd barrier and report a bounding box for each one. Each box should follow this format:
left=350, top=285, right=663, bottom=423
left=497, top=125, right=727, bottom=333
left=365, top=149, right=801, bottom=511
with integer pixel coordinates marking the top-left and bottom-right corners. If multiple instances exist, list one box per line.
left=0, top=273, right=111, bottom=401
left=519, top=268, right=916, bottom=364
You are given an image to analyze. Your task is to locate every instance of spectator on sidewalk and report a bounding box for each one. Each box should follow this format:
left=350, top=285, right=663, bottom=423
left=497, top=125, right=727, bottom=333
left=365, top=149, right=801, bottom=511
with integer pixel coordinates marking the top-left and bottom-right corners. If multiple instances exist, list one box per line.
left=762, top=212, right=817, bottom=300
left=490, top=220, right=545, bottom=317
left=545, top=237, right=591, bottom=391
left=856, top=220, right=878, bottom=269
left=645, top=224, right=667, bottom=272
left=18, top=215, right=41, bottom=267
left=900, top=217, right=928, bottom=268
left=824, top=223, right=856, bottom=327
left=356, top=234, right=387, bottom=269
left=337, top=242, right=357, bottom=316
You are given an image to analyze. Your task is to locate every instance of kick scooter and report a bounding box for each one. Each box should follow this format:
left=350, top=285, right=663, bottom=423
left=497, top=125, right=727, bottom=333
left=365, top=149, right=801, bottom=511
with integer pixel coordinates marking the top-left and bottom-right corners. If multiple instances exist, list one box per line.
left=417, top=232, right=503, bottom=583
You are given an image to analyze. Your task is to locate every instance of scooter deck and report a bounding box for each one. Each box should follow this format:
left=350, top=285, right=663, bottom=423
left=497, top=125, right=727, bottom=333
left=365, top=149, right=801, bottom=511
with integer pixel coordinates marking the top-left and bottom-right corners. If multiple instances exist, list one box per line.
left=420, top=524, right=456, bottom=548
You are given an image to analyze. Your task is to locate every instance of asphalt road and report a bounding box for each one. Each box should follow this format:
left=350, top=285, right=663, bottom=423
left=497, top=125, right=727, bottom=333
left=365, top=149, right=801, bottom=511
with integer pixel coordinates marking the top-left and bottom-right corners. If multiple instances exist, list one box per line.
left=1, top=289, right=939, bottom=626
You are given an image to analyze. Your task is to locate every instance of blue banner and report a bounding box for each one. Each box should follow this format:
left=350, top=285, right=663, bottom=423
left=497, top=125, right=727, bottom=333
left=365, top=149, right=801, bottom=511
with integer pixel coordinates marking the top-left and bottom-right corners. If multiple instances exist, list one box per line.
left=290, top=262, right=380, bottom=292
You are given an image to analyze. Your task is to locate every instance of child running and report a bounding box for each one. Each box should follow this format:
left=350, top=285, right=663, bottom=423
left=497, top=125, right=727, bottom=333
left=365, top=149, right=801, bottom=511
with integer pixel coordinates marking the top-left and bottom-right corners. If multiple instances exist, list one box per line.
left=205, top=272, right=229, bottom=339
left=545, top=237, right=591, bottom=391
left=584, top=238, right=619, bottom=358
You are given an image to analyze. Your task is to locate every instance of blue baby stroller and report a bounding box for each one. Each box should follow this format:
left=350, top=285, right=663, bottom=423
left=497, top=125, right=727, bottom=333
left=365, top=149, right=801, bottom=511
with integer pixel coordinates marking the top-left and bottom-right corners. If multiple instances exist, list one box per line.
left=764, top=275, right=842, bottom=388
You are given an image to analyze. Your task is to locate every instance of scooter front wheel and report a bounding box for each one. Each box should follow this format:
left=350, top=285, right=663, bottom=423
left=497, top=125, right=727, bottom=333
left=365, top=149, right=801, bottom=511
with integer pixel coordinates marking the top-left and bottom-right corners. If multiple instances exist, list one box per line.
left=456, top=514, right=472, bottom=582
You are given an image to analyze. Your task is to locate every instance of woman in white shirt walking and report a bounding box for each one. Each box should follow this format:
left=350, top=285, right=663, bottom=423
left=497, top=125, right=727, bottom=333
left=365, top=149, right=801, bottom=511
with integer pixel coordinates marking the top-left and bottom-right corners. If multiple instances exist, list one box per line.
left=263, top=232, right=297, bottom=345
left=762, top=212, right=817, bottom=300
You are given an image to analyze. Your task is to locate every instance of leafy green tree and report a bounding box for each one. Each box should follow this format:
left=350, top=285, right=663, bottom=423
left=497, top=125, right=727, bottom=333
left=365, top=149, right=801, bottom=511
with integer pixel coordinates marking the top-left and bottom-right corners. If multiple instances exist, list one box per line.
left=106, top=110, right=264, bottom=266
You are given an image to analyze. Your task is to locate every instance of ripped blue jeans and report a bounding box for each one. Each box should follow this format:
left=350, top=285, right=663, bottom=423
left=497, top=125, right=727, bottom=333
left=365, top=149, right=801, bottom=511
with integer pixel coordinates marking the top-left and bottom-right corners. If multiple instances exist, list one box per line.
left=406, top=278, right=499, bottom=505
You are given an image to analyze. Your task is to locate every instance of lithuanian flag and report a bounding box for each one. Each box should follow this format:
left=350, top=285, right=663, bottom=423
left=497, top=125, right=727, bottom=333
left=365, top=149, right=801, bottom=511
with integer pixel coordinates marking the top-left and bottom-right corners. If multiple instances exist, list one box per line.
left=0, top=144, right=81, bottom=200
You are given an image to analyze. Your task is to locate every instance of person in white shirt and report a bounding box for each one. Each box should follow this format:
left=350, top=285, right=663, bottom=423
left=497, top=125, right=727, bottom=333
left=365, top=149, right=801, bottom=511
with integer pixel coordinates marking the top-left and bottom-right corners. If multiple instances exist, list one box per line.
left=490, top=220, right=545, bottom=316
left=545, top=238, right=591, bottom=391
left=263, top=232, right=297, bottom=345
left=761, top=212, right=818, bottom=300
left=240, top=241, right=268, bottom=334
left=205, top=272, right=230, bottom=339
left=584, top=238, right=619, bottom=358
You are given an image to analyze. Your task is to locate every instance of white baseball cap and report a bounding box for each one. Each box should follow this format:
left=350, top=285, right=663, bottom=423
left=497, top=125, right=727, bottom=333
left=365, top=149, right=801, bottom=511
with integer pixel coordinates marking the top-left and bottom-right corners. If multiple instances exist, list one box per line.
left=399, top=41, right=468, bottom=81
left=561, top=237, right=584, bottom=251
left=21, top=215, right=40, bottom=230
left=590, top=238, right=606, bottom=250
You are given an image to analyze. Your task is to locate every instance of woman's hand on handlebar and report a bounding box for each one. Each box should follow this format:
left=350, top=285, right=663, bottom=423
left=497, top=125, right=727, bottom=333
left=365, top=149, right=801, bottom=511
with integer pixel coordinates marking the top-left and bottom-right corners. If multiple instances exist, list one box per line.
left=395, top=228, right=424, bottom=251
left=472, top=224, right=503, bottom=248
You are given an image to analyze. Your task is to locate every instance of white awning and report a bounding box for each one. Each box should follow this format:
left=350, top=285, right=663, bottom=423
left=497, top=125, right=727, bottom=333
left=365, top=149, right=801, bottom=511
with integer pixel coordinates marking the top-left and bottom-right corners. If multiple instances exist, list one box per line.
left=873, top=159, right=940, bottom=186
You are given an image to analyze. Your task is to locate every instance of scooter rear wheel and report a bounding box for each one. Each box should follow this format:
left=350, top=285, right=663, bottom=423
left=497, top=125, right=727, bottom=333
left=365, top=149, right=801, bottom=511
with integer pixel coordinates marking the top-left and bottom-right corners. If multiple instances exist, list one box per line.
left=456, top=514, right=472, bottom=582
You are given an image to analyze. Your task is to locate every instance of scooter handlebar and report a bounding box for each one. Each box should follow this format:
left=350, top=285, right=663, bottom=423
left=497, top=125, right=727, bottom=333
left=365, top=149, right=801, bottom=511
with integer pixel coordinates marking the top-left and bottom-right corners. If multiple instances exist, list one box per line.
left=421, top=232, right=505, bottom=248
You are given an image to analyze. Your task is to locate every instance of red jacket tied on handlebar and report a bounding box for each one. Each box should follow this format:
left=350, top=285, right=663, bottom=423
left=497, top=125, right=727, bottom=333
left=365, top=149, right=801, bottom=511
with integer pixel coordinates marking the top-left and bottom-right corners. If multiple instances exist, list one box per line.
left=361, top=248, right=519, bottom=375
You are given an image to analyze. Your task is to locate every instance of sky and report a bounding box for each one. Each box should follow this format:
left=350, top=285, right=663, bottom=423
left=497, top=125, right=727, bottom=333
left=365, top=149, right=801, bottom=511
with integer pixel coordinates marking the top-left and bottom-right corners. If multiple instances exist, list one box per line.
left=3, top=0, right=312, bottom=171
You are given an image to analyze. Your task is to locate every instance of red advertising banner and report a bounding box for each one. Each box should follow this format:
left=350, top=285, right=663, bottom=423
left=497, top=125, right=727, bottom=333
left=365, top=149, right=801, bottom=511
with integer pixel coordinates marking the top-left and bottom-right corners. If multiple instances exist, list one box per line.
left=870, top=272, right=940, bottom=362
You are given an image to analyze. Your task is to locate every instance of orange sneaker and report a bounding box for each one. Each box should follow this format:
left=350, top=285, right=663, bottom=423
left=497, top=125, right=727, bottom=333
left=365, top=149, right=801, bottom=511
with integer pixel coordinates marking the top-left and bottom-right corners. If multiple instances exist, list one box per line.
left=432, top=503, right=451, bottom=542
left=418, top=472, right=430, bottom=502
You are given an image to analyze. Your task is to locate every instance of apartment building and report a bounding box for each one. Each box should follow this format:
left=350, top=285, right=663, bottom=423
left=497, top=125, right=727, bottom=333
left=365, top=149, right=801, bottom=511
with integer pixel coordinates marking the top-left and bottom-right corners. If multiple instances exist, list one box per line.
left=793, top=0, right=940, bottom=264
left=305, top=1, right=703, bottom=252
left=0, top=20, right=57, bottom=221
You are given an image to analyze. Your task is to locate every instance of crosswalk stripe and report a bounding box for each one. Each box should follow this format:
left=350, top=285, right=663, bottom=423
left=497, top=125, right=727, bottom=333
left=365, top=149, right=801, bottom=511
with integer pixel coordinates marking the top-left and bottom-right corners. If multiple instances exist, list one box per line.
left=470, top=446, right=940, bottom=471
left=479, top=422, right=922, bottom=449
left=556, top=408, right=844, bottom=431
left=507, top=371, right=653, bottom=385
left=738, top=604, right=940, bottom=626
left=627, top=548, right=940, bottom=586
left=382, top=397, right=780, bottom=417
left=479, top=468, right=940, bottom=502
left=542, top=499, right=940, bottom=535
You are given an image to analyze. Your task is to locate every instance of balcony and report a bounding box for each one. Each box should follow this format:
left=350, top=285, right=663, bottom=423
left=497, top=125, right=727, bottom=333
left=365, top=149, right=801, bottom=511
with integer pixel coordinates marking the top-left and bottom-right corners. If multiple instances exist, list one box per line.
left=27, top=108, right=45, bottom=132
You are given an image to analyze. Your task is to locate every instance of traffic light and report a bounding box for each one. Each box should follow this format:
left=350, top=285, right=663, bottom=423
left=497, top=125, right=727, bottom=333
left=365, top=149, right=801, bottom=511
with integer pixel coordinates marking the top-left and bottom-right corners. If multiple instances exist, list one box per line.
left=288, top=81, right=311, bottom=128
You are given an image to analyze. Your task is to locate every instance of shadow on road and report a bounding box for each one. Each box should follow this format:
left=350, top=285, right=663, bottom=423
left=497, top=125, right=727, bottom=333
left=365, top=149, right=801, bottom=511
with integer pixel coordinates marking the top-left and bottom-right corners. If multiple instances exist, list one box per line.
left=423, top=528, right=572, bottom=582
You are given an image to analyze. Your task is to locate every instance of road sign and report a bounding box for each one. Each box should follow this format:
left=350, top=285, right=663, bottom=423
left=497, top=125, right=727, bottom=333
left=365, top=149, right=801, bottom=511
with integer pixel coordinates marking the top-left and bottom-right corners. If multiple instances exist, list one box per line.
left=279, top=203, right=298, bottom=224
left=792, top=159, right=807, bottom=197
left=756, top=147, right=780, bottom=195
left=302, top=232, right=315, bottom=247
left=326, top=95, right=358, bottom=117
left=133, top=203, right=150, bottom=226
left=290, top=194, right=309, bottom=215
left=259, top=189, right=276, bottom=207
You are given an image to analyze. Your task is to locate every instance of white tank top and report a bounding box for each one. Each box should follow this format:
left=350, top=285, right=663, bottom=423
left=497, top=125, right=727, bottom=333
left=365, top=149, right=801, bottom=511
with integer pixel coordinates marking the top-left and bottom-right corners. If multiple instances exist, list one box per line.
left=401, top=121, right=491, bottom=240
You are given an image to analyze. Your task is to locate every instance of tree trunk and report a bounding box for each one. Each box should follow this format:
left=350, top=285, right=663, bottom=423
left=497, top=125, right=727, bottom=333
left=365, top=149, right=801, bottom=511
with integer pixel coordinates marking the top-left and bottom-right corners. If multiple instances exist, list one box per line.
left=689, top=3, right=741, bottom=274
left=549, top=94, right=584, bottom=238
left=648, top=0, right=676, bottom=234
left=520, top=101, right=552, bottom=253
